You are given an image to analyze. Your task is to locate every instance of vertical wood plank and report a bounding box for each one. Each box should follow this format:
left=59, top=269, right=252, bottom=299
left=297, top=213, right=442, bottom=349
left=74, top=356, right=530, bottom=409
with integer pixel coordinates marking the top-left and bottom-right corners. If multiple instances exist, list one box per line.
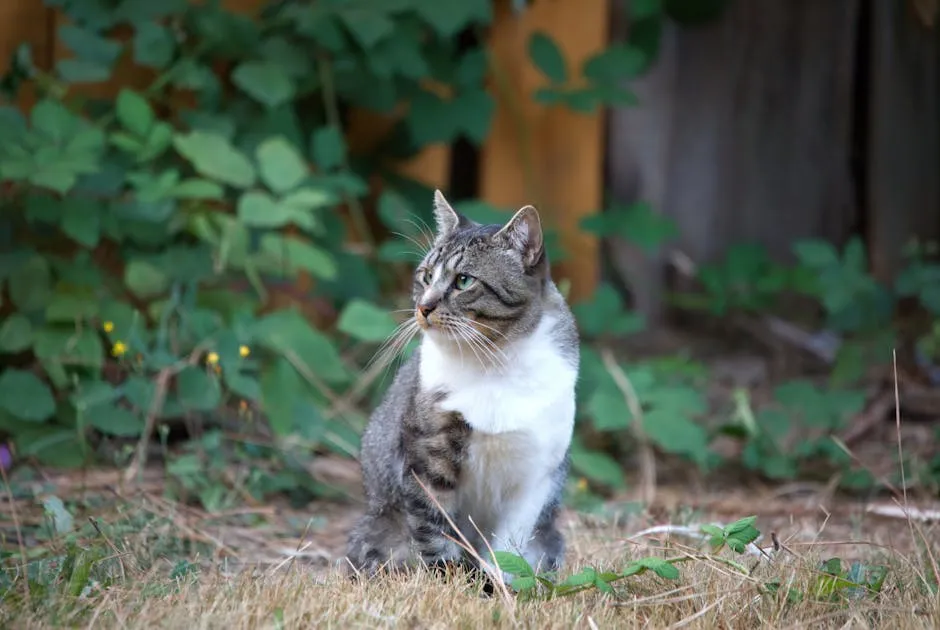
left=481, top=0, right=608, bottom=302
left=868, top=3, right=940, bottom=281
left=0, top=1, right=55, bottom=111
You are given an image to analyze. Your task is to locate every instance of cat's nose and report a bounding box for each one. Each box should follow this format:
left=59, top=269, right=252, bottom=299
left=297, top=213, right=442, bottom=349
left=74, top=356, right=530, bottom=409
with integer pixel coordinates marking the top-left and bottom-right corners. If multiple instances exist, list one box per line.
left=417, top=302, right=436, bottom=318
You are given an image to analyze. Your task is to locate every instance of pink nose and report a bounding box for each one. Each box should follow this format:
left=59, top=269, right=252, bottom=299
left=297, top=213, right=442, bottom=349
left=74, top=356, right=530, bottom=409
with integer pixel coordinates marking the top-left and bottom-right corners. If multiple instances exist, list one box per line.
left=417, top=303, right=435, bottom=318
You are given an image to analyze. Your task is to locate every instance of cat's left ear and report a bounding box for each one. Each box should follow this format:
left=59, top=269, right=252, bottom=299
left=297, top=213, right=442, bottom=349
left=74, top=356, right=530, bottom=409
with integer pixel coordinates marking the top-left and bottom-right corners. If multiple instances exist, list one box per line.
left=432, top=190, right=468, bottom=236
left=496, top=204, right=543, bottom=268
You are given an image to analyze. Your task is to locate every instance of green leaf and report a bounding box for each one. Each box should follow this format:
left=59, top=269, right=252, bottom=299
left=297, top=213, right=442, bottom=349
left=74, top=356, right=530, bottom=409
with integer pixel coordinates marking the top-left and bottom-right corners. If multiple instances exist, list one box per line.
left=116, top=89, right=154, bottom=137
left=133, top=22, right=175, bottom=69
left=45, top=293, right=99, bottom=322
left=270, top=236, right=338, bottom=280
left=57, top=59, right=111, bottom=83
left=582, top=44, right=648, bottom=83
left=793, top=239, right=839, bottom=268
left=337, top=299, right=398, bottom=343
left=580, top=202, right=677, bottom=251
left=0, top=314, right=33, bottom=352
left=33, top=327, right=105, bottom=372
left=87, top=402, right=144, bottom=437
left=173, top=130, right=256, bottom=188
left=231, top=61, right=296, bottom=109
left=642, top=409, right=710, bottom=465
left=339, top=9, right=394, bottom=48
left=61, top=197, right=102, bottom=247
left=256, top=136, right=309, bottom=194
left=9, top=256, right=52, bottom=312
left=70, top=380, right=119, bottom=411
left=528, top=32, right=567, bottom=83
left=0, top=369, right=56, bottom=422
left=259, top=356, right=307, bottom=436
left=634, top=557, right=680, bottom=580
left=238, top=191, right=318, bottom=230
left=586, top=384, right=631, bottom=431
left=124, top=260, right=169, bottom=298
left=172, top=178, right=224, bottom=200
left=176, top=366, right=222, bottom=412
left=41, top=495, right=75, bottom=534
left=490, top=551, right=534, bottom=577
left=59, top=24, right=122, bottom=65
left=310, top=125, right=346, bottom=171
left=254, top=310, right=347, bottom=384
left=570, top=448, right=626, bottom=489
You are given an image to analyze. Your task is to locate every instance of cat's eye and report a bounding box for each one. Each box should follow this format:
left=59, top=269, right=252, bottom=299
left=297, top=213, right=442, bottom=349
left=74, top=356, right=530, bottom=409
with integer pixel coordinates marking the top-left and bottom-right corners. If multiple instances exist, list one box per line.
left=420, top=268, right=432, bottom=284
left=454, top=274, right=475, bottom=290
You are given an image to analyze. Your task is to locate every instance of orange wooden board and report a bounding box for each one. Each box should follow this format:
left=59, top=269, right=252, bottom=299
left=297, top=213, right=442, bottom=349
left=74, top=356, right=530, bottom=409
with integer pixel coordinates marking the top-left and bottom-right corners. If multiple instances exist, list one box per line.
left=481, top=0, right=608, bottom=302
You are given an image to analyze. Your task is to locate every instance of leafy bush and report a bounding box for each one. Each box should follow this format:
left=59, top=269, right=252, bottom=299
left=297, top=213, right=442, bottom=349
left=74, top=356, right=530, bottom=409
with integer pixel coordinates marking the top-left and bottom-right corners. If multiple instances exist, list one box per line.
left=1, top=0, right=936, bottom=504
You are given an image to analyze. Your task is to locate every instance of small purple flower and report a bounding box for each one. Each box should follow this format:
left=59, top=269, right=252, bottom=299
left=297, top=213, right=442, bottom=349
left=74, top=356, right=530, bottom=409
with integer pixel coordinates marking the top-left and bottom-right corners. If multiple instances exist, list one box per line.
left=0, top=444, right=12, bottom=471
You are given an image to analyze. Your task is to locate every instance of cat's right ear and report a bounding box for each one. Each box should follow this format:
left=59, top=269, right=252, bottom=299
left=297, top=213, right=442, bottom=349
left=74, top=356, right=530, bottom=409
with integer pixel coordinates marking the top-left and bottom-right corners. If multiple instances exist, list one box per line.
left=433, top=189, right=466, bottom=236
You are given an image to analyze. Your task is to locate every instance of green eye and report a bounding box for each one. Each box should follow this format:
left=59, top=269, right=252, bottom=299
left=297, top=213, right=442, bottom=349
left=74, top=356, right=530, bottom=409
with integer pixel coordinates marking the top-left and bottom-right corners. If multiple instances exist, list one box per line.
left=420, top=269, right=432, bottom=284
left=454, top=274, right=475, bottom=290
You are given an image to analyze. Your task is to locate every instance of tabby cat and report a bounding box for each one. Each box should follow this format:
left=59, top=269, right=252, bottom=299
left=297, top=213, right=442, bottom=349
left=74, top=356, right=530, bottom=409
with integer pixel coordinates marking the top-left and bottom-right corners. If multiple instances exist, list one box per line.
left=345, top=190, right=579, bottom=579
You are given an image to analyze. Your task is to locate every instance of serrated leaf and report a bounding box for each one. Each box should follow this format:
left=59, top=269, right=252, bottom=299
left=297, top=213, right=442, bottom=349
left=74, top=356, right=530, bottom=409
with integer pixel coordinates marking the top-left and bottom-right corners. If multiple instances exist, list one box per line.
left=231, top=61, right=295, bottom=108
left=176, top=366, right=221, bottom=412
left=257, top=136, right=308, bottom=194
left=173, top=130, right=256, bottom=188
left=0, top=314, right=33, bottom=352
left=337, top=299, right=398, bottom=343
left=528, top=32, right=567, bottom=83
left=491, top=551, right=534, bottom=577
left=635, top=557, right=680, bottom=580
left=0, top=369, right=56, bottom=422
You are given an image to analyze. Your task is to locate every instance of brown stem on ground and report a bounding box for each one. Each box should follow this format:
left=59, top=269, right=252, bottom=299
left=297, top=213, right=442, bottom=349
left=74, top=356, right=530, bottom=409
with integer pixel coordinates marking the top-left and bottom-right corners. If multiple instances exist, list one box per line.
left=600, top=348, right=657, bottom=506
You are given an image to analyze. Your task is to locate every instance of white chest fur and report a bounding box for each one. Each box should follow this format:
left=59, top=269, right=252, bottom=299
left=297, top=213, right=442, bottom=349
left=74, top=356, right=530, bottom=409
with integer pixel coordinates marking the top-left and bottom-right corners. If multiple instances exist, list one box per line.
left=418, top=314, right=577, bottom=546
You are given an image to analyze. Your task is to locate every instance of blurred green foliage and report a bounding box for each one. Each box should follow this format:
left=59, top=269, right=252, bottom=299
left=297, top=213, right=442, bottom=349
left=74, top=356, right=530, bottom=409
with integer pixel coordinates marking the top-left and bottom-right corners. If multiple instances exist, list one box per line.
left=0, top=0, right=938, bottom=509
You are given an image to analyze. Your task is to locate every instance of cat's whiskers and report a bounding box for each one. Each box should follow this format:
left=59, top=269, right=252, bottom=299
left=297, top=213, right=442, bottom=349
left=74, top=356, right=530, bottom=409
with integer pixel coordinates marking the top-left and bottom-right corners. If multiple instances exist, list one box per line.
left=390, top=231, right=431, bottom=259
left=402, top=216, right=437, bottom=251
left=442, top=317, right=509, bottom=373
left=367, top=318, right=421, bottom=374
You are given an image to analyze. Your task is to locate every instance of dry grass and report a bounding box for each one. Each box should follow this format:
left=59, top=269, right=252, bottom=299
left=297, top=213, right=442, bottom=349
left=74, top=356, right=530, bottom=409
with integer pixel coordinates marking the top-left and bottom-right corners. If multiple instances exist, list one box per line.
left=3, top=490, right=939, bottom=630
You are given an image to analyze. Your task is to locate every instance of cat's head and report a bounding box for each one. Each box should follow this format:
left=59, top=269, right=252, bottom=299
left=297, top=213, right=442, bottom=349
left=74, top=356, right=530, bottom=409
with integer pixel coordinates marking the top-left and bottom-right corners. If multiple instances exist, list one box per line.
left=412, top=190, right=549, bottom=349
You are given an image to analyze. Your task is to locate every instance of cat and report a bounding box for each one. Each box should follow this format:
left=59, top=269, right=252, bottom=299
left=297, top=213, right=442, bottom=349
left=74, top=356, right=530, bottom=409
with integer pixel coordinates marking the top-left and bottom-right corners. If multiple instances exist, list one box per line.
left=345, top=190, right=579, bottom=581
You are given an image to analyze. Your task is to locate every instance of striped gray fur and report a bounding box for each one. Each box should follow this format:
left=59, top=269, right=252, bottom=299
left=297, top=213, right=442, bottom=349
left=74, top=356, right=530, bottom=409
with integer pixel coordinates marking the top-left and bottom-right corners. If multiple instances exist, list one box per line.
left=345, top=191, right=579, bottom=577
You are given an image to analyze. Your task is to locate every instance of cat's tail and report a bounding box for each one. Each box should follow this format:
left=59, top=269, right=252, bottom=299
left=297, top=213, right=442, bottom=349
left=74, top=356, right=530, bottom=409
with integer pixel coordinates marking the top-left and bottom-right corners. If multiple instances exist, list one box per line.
left=343, top=510, right=411, bottom=578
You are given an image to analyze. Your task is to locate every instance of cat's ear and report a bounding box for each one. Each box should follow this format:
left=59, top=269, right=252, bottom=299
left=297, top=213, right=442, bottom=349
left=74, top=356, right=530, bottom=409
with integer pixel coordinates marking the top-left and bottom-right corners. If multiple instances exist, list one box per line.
left=496, top=204, right=543, bottom=267
left=432, top=189, right=466, bottom=236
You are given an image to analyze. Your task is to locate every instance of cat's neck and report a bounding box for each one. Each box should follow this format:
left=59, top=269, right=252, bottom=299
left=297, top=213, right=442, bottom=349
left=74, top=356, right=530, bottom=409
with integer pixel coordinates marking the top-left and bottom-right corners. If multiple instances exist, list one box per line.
left=419, top=309, right=557, bottom=378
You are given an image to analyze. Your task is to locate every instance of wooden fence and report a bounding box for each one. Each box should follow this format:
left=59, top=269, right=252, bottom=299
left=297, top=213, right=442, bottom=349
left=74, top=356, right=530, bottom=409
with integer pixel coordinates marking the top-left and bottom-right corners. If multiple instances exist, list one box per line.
left=4, top=0, right=940, bottom=322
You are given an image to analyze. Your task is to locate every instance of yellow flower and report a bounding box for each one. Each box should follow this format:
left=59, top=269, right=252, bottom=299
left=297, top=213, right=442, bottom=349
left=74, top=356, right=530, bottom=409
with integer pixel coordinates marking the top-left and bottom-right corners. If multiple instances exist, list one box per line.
left=207, top=352, right=220, bottom=365
left=576, top=477, right=589, bottom=492
left=103, top=321, right=115, bottom=333
left=239, top=345, right=250, bottom=358
left=111, top=341, right=127, bottom=357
